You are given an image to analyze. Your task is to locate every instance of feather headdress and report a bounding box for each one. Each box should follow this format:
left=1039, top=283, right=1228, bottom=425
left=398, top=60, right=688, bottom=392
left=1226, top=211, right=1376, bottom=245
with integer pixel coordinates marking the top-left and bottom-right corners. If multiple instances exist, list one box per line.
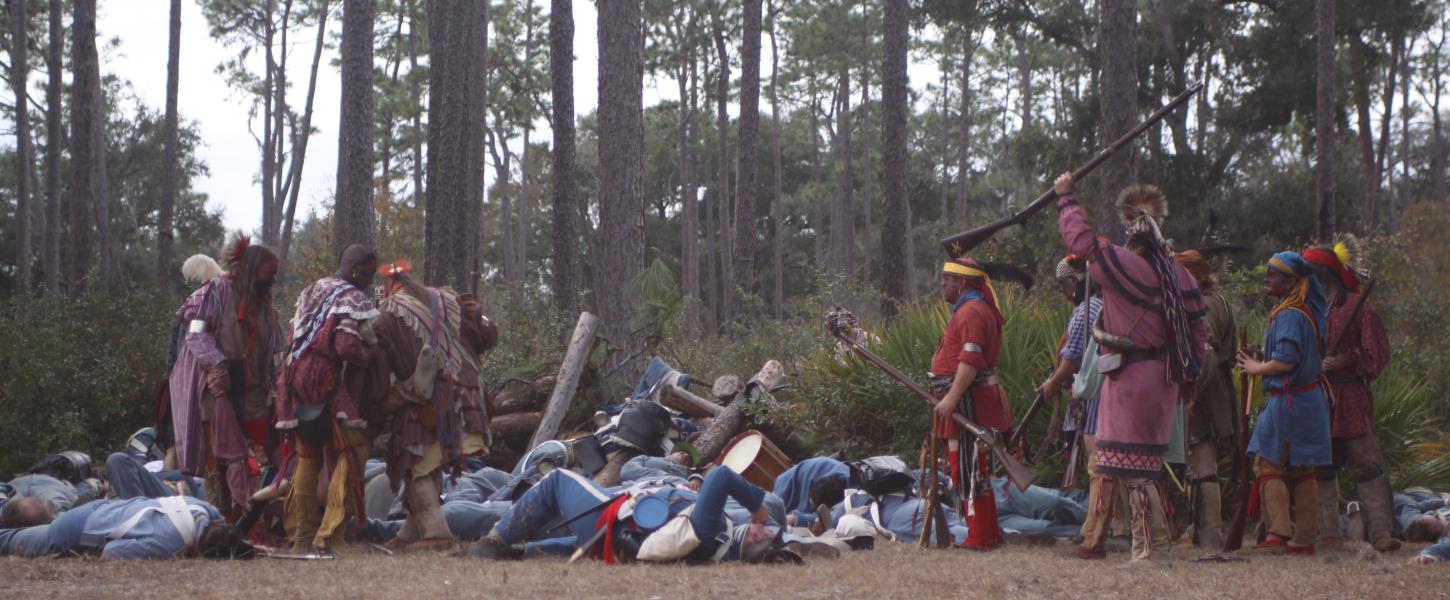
left=223, top=231, right=252, bottom=271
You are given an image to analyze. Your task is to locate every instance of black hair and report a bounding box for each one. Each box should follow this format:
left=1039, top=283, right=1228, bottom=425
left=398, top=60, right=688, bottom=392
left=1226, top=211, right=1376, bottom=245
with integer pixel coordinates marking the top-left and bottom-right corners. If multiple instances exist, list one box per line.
left=808, top=477, right=847, bottom=510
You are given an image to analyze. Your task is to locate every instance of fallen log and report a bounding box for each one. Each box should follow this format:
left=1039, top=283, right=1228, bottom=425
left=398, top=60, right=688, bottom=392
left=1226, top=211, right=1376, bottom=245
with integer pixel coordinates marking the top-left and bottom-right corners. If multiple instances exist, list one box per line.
left=493, top=392, right=544, bottom=416
left=528, top=312, right=599, bottom=449
left=489, top=411, right=542, bottom=440
left=662, top=384, right=724, bottom=418
left=693, top=360, right=786, bottom=465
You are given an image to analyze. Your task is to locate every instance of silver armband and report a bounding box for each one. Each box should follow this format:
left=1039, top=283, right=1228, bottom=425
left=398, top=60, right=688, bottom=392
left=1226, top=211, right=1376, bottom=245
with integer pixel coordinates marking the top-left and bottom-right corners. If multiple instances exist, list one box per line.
left=187, top=320, right=209, bottom=334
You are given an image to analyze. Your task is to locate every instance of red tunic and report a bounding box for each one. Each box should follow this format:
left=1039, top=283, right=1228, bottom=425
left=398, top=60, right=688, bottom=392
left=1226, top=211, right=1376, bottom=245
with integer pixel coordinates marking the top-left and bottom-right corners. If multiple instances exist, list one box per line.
left=931, top=299, right=1012, bottom=434
left=1325, top=294, right=1390, bottom=439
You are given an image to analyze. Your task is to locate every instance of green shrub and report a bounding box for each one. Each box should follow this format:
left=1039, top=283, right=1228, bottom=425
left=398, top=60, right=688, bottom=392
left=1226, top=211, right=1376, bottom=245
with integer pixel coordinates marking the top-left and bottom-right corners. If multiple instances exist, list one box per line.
left=0, top=286, right=172, bottom=477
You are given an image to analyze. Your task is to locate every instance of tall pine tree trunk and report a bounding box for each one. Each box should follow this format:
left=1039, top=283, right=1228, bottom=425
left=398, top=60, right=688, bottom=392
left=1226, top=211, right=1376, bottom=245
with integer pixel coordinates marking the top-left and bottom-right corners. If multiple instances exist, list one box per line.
left=67, top=0, right=98, bottom=295
left=43, top=0, right=62, bottom=293
left=334, top=0, right=376, bottom=255
left=811, top=94, right=825, bottom=267
left=409, top=2, right=424, bottom=203
left=597, top=0, right=645, bottom=374
left=280, top=0, right=331, bottom=268
left=1315, top=0, right=1335, bottom=240
left=550, top=0, right=578, bottom=318
left=426, top=0, right=484, bottom=290
left=1096, top=0, right=1138, bottom=239
left=678, top=56, right=699, bottom=336
left=879, top=0, right=909, bottom=318
left=93, top=75, right=113, bottom=283
left=768, top=7, right=783, bottom=321
left=830, top=72, right=855, bottom=277
left=956, top=38, right=972, bottom=225
left=517, top=10, right=536, bottom=282
left=713, top=24, right=734, bottom=330
left=858, top=54, right=872, bottom=285
left=730, top=0, right=761, bottom=326
left=158, top=0, right=181, bottom=291
left=465, top=0, right=488, bottom=294
left=10, top=0, right=33, bottom=295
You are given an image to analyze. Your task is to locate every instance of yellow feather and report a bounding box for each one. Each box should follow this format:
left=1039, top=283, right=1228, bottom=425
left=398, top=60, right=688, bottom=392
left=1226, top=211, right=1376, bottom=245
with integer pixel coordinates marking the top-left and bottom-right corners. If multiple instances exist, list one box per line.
left=1333, top=241, right=1351, bottom=266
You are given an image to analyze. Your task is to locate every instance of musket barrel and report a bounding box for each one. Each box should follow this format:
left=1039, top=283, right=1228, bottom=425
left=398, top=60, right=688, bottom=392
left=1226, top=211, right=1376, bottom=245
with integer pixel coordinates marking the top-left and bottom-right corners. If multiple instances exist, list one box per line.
left=941, top=82, right=1203, bottom=258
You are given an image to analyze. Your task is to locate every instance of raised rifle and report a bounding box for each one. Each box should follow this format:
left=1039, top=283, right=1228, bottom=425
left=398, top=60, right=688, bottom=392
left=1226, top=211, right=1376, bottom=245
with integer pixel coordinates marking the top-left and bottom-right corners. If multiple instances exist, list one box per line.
left=1221, top=330, right=1255, bottom=553
left=1328, top=275, right=1376, bottom=356
left=1006, top=391, right=1048, bottom=454
left=826, top=316, right=1036, bottom=491
left=940, top=82, right=1203, bottom=258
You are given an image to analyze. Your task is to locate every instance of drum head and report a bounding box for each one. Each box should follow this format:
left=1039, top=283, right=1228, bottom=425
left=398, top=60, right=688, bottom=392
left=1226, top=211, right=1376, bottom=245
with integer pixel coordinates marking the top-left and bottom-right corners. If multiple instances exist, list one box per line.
left=719, top=433, right=764, bottom=474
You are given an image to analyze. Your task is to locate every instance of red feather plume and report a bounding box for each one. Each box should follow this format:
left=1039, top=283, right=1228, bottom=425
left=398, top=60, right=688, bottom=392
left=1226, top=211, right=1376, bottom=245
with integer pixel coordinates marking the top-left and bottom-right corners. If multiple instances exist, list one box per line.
left=224, top=231, right=252, bottom=270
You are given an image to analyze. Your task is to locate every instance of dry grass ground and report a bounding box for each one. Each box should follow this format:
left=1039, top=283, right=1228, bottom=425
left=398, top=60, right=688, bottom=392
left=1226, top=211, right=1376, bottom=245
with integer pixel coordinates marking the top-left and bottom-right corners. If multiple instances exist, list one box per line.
left=7, top=539, right=1450, bottom=599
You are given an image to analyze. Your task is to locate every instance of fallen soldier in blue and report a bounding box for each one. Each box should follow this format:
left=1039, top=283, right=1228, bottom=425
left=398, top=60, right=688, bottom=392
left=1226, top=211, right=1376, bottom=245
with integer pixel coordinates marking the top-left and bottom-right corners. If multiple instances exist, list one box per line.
left=774, top=457, right=850, bottom=532
left=458, top=466, right=796, bottom=563
left=0, top=495, right=254, bottom=559
left=827, top=477, right=1087, bottom=544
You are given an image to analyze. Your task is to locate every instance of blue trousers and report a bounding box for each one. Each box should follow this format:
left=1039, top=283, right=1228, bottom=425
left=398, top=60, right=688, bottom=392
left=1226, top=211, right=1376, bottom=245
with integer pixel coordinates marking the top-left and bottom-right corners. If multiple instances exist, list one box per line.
left=688, top=467, right=764, bottom=559
left=105, top=453, right=177, bottom=500
left=0, top=500, right=103, bottom=557
left=365, top=500, right=514, bottom=542
left=493, top=469, right=617, bottom=546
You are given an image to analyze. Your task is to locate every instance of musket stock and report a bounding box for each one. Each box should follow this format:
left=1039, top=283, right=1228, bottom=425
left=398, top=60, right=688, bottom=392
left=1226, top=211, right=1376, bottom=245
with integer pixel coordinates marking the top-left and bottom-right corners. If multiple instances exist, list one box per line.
left=829, top=329, right=1035, bottom=491
left=941, top=82, right=1203, bottom=258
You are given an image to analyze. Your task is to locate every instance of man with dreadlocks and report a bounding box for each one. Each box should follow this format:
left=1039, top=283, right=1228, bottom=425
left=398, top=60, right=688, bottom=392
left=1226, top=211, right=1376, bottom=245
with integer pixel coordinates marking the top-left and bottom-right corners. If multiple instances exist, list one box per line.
left=1302, top=244, right=1399, bottom=553
left=929, top=256, right=1012, bottom=550
left=1236, top=251, right=1332, bottom=555
left=275, top=244, right=380, bottom=553
left=1173, top=250, right=1237, bottom=551
left=1052, top=173, right=1208, bottom=561
left=363, top=260, right=497, bottom=550
left=168, top=232, right=285, bottom=516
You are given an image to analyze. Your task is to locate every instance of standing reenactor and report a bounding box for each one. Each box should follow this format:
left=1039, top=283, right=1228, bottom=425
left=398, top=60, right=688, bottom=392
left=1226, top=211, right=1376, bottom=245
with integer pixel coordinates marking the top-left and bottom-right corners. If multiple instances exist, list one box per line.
left=168, top=233, right=285, bottom=516
left=929, top=257, right=1012, bottom=550
left=1173, top=251, right=1237, bottom=550
left=1236, top=251, right=1332, bottom=555
left=1303, top=245, right=1399, bottom=552
left=275, top=245, right=380, bottom=553
left=1052, top=172, right=1208, bottom=561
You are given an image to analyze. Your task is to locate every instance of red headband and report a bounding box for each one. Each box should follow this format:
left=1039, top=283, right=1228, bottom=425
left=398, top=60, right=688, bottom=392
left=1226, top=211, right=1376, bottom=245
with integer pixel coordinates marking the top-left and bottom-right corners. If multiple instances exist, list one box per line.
left=1301, top=247, right=1359, bottom=293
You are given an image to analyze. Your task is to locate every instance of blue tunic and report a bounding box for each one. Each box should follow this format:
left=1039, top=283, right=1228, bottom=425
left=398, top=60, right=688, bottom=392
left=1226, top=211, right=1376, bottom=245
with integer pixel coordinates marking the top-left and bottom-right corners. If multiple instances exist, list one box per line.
left=1246, top=309, right=1332, bottom=466
left=772, top=457, right=850, bottom=525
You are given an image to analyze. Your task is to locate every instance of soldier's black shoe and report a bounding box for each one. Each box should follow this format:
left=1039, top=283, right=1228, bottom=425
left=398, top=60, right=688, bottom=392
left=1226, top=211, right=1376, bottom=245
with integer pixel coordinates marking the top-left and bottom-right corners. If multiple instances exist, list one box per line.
left=456, top=534, right=523, bottom=560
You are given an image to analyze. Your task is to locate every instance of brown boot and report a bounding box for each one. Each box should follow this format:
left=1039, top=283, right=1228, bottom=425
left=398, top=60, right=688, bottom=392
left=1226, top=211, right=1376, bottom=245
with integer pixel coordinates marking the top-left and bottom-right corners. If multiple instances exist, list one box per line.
left=398, top=471, right=452, bottom=544
left=1315, top=468, right=1344, bottom=552
left=1195, top=480, right=1224, bottom=551
left=284, top=453, right=324, bottom=549
left=1289, top=468, right=1319, bottom=551
left=1358, top=474, right=1403, bottom=552
left=1079, top=474, right=1116, bottom=555
left=1126, top=478, right=1171, bottom=561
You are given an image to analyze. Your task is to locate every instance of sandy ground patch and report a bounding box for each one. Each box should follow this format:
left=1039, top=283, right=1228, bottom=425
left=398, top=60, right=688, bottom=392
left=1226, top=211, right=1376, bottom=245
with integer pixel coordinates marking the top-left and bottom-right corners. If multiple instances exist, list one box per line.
left=6, top=539, right=1450, bottom=599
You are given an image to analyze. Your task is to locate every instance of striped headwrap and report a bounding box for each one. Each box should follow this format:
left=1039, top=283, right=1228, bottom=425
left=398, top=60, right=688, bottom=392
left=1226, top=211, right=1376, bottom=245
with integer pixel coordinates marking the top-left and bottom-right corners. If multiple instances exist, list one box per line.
left=1267, top=251, right=1328, bottom=341
left=942, top=258, right=1004, bottom=326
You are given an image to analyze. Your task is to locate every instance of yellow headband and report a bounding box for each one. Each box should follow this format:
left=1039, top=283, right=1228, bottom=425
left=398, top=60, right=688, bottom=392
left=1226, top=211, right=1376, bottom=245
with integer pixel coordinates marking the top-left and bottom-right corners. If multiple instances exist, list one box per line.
left=942, top=262, right=987, bottom=279
left=1267, top=257, right=1295, bottom=277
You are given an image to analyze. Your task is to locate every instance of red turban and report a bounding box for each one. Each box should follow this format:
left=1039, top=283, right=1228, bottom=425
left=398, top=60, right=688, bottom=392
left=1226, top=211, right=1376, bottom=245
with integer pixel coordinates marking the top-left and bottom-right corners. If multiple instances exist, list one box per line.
left=1302, top=245, right=1360, bottom=294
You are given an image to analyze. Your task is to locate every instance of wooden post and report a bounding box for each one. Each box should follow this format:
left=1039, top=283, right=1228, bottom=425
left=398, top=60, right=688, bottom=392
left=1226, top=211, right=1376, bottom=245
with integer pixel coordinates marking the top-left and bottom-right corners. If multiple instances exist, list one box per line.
left=528, top=312, right=599, bottom=450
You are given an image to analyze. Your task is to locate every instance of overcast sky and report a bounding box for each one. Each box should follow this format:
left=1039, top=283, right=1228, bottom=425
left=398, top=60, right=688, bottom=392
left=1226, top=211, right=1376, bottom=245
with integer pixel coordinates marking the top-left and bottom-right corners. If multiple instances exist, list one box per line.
left=95, top=2, right=944, bottom=234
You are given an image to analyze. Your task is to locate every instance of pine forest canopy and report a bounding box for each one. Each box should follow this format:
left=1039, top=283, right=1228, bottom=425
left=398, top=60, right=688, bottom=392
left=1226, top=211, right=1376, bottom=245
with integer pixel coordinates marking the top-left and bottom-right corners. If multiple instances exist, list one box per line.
left=0, top=0, right=1446, bottom=363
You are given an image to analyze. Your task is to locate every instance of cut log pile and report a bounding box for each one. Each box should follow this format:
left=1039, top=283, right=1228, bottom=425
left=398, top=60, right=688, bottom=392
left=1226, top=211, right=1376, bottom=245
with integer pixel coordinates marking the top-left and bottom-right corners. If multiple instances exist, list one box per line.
left=477, top=313, right=806, bottom=474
